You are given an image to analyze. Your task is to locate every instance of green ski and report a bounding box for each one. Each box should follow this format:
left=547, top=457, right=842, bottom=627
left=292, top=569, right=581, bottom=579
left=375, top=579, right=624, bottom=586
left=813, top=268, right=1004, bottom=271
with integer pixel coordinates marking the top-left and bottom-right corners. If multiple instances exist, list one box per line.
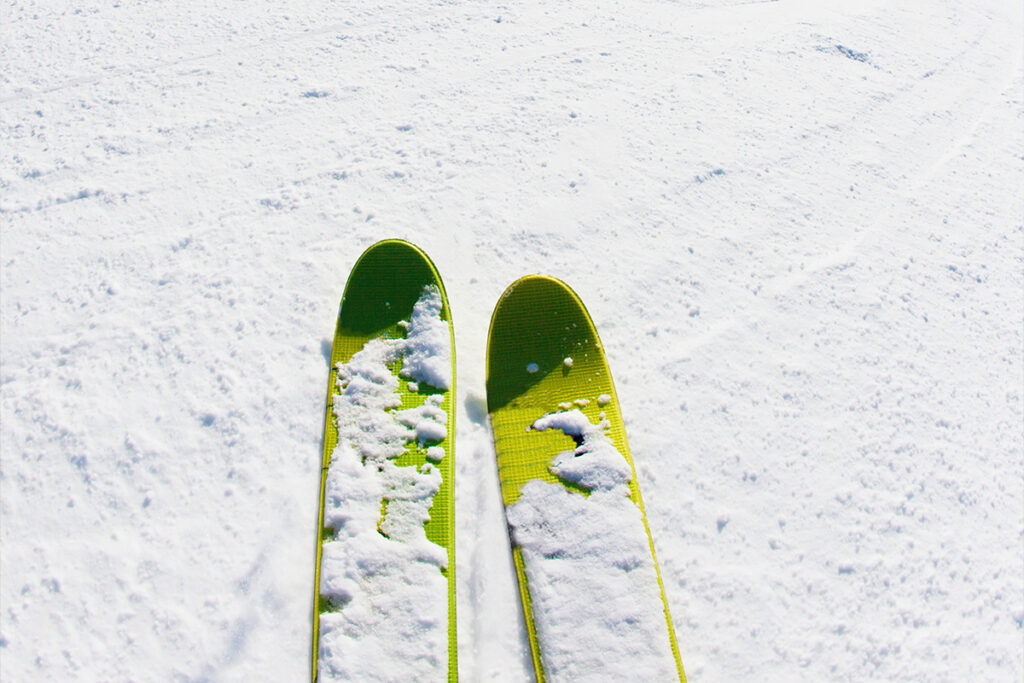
left=486, top=275, right=685, bottom=683
left=313, top=240, right=456, bottom=682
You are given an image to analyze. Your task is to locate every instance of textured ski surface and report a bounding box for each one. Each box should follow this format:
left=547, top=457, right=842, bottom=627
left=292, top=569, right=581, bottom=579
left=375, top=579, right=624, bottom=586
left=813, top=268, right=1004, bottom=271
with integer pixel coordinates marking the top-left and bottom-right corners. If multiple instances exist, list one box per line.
left=486, top=275, right=685, bottom=682
left=313, top=239, right=456, bottom=682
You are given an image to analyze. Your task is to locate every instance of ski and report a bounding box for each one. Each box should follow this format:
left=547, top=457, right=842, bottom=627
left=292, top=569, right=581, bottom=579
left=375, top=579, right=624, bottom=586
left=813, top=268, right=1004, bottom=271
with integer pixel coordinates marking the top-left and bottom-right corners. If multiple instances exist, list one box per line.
left=313, top=240, right=456, bottom=682
left=486, top=275, right=685, bottom=683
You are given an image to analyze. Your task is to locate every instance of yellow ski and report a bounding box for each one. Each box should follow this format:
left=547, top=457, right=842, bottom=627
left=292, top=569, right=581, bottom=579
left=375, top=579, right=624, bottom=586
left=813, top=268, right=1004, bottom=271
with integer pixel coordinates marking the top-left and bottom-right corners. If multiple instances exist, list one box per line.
left=313, top=240, right=456, bottom=682
left=486, top=275, right=684, bottom=682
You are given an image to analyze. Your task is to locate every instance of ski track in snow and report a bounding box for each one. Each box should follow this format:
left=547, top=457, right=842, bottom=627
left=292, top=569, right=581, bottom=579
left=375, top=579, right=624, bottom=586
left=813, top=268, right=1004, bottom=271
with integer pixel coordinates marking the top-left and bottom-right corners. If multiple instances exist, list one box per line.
left=1, top=0, right=1022, bottom=680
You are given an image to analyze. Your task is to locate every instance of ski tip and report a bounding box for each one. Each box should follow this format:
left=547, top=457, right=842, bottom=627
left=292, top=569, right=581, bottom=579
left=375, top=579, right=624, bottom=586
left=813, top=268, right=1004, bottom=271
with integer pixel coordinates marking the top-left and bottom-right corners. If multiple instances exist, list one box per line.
left=357, top=237, right=433, bottom=262
left=338, top=239, right=451, bottom=337
left=491, top=273, right=580, bottom=308
left=485, top=275, right=601, bottom=413
left=348, top=239, right=446, bottom=296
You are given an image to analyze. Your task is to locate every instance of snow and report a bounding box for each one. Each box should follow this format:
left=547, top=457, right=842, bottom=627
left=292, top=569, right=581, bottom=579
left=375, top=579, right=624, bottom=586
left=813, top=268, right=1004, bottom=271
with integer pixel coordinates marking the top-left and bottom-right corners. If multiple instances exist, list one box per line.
left=318, top=287, right=450, bottom=680
left=319, top=443, right=448, bottom=681
left=400, top=285, right=452, bottom=391
left=532, top=410, right=628, bottom=491
left=509, top=483, right=677, bottom=682
left=508, top=410, right=679, bottom=680
left=397, top=395, right=449, bottom=446
left=1, top=0, right=1022, bottom=680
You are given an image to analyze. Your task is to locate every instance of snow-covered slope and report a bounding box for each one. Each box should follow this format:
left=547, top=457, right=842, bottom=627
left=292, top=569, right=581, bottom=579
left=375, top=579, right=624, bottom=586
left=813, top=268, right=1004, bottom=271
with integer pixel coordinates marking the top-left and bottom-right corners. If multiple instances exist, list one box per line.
left=2, top=0, right=1021, bottom=680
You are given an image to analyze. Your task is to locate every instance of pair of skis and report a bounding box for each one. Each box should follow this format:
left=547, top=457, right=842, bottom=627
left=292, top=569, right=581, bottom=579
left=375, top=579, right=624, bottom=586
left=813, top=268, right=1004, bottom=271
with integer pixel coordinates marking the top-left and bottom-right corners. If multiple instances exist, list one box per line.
left=312, top=240, right=686, bottom=682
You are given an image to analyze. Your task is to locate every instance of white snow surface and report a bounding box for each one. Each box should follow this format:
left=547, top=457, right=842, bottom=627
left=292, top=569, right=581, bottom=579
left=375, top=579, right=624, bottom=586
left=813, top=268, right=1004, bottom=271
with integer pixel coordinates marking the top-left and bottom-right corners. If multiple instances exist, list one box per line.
left=508, top=410, right=678, bottom=681
left=400, top=285, right=452, bottom=391
left=1, top=0, right=1022, bottom=680
left=532, top=410, right=629, bottom=491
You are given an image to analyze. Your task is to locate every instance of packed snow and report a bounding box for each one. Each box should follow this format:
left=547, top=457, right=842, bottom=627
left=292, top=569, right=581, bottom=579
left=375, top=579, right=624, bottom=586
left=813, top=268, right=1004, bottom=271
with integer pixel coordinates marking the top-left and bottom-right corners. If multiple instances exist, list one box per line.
left=508, top=410, right=679, bottom=681
left=1, top=0, right=1021, bottom=680
left=398, top=286, right=452, bottom=392
left=318, top=285, right=451, bottom=681
left=530, top=410, right=626, bottom=490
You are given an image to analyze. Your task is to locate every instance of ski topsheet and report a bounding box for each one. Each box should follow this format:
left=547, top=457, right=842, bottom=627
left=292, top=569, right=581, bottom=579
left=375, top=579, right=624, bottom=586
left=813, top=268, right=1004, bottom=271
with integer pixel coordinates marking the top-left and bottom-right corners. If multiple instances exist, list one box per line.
left=313, top=240, right=456, bottom=682
left=486, top=276, right=685, bottom=683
